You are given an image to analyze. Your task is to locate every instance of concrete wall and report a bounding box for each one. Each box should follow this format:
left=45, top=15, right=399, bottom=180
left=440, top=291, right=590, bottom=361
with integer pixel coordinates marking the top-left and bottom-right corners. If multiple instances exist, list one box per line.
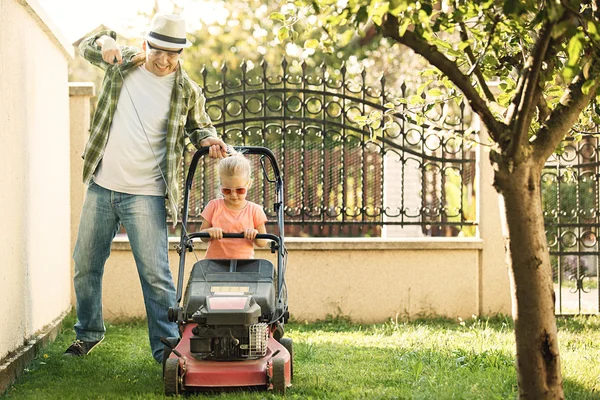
left=100, top=234, right=509, bottom=322
left=0, top=0, right=73, bottom=363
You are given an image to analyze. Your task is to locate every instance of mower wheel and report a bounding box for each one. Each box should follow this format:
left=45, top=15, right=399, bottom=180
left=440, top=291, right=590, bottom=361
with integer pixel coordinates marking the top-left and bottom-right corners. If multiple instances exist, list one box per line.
left=279, top=338, right=294, bottom=380
left=273, top=322, right=284, bottom=341
left=272, top=357, right=286, bottom=395
left=161, top=337, right=179, bottom=375
left=164, top=358, right=181, bottom=396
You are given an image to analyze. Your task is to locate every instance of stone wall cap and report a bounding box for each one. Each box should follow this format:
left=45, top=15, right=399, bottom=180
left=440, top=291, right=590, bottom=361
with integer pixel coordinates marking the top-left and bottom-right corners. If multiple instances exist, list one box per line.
left=69, top=82, right=96, bottom=97
left=111, top=236, right=484, bottom=251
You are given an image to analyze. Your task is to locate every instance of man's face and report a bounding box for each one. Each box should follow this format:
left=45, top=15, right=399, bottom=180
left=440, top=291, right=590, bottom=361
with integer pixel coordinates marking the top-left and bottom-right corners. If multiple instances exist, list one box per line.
left=143, top=41, right=182, bottom=77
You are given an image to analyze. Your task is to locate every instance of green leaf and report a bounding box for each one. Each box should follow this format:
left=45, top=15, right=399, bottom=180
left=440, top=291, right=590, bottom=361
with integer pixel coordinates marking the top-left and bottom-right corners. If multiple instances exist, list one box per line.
left=446, top=49, right=464, bottom=58
left=353, top=115, right=368, bottom=126
left=370, top=110, right=383, bottom=120
left=567, top=35, right=583, bottom=67
left=428, top=88, right=444, bottom=97
left=269, top=12, right=286, bottom=22
left=457, top=41, right=470, bottom=51
left=278, top=26, right=290, bottom=41
left=398, top=18, right=412, bottom=37
left=417, top=80, right=433, bottom=95
left=582, top=79, right=597, bottom=95
left=409, top=95, right=425, bottom=105
left=368, top=1, right=390, bottom=27
left=588, top=21, right=600, bottom=42
left=304, top=39, right=319, bottom=49
left=562, top=65, right=580, bottom=82
left=497, top=93, right=512, bottom=107
left=432, top=38, right=452, bottom=50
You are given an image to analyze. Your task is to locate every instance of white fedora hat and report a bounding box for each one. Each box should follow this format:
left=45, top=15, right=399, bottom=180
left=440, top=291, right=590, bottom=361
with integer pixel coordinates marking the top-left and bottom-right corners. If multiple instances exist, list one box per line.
left=144, top=13, right=192, bottom=49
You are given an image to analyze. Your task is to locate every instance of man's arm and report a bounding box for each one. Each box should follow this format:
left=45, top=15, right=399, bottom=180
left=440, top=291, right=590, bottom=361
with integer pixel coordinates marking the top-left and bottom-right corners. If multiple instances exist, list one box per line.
left=78, top=30, right=118, bottom=70
left=186, top=85, right=227, bottom=157
left=78, top=30, right=138, bottom=70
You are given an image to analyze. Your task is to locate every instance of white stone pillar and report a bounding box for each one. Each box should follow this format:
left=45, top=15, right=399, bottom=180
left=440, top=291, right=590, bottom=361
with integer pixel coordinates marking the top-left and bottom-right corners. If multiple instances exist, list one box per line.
left=69, top=82, right=95, bottom=306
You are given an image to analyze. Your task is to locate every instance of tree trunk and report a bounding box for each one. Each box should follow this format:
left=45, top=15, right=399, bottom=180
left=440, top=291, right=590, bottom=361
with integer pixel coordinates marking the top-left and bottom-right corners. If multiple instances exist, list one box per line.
left=496, top=159, right=564, bottom=400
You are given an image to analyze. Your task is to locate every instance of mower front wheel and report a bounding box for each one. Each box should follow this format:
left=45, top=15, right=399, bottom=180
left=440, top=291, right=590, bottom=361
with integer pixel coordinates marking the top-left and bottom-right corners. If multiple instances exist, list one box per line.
left=279, top=337, right=294, bottom=380
left=272, top=357, right=286, bottom=395
left=164, top=358, right=182, bottom=396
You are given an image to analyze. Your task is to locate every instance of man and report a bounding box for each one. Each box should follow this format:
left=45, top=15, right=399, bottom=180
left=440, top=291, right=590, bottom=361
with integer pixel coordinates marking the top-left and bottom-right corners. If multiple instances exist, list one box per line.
left=65, top=13, right=227, bottom=363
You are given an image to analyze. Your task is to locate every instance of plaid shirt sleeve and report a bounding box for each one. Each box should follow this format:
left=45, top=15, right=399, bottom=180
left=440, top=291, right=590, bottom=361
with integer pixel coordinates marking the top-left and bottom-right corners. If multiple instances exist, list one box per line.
left=79, top=30, right=141, bottom=70
left=78, top=30, right=117, bottom=70
left=184, top=80, right=217, bottom=147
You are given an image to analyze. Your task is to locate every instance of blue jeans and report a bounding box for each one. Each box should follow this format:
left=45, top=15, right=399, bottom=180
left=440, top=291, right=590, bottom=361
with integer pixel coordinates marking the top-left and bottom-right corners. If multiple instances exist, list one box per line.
left=73, top=182, right=179, bottom=362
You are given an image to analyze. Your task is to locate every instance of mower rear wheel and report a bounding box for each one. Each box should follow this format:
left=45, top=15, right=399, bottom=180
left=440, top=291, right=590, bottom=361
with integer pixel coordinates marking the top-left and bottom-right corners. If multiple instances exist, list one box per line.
left=272, top=357, right=286, bottom=395
left=164, top=358, right=181, bottom=396
left=279, top=337, right=294, bottom=380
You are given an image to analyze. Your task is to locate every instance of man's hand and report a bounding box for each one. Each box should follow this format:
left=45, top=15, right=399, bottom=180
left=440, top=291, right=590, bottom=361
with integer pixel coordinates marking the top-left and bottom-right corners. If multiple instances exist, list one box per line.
left=99, top=36, right=122, bottom=65
left=199, top=137, right=228, bottom=159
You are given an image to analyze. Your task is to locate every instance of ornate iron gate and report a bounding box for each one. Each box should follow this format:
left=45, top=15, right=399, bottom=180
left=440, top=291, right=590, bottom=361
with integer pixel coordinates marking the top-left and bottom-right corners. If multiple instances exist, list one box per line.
left=182, top=60, right=478, bottom=238
left=543, top=136, right=600, bottom=314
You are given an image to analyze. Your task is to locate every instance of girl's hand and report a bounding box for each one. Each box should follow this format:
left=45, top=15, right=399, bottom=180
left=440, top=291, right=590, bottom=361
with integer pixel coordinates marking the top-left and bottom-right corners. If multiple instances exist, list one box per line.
left=205, top=227, right=224, bottom=240
left=243, top=228, right=258, bottom=241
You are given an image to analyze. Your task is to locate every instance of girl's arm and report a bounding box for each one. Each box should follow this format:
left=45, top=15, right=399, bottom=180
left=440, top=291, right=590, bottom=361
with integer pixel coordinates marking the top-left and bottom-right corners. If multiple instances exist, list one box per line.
left=254, top=224, right=268, bottom=248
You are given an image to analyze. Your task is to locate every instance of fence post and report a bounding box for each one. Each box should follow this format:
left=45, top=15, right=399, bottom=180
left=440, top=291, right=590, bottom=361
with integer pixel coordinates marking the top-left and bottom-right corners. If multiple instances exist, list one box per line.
left=69, top=82, right=95, bottom=306
left=476, top=118, right=512, bottom=315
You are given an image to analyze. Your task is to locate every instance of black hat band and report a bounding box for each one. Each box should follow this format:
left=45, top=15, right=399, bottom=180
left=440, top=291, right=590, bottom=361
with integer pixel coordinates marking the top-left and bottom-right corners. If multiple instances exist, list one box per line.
left=148, top=31, right=187, bottom=45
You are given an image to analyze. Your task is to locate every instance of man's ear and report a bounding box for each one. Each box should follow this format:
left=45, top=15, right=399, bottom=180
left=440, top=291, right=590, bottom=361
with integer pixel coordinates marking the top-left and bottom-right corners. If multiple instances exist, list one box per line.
left=142, top=40, right=147, bottom=51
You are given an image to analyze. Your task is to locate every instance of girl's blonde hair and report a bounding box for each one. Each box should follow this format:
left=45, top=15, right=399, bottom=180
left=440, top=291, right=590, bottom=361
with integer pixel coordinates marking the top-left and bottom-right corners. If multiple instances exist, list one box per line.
left=218, top=152, right=252, bottom=181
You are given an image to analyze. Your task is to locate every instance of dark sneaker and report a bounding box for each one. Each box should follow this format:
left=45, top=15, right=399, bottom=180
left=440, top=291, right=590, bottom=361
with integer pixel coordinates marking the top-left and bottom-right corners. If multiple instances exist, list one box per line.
left=63, top=338, right=104, bottom=356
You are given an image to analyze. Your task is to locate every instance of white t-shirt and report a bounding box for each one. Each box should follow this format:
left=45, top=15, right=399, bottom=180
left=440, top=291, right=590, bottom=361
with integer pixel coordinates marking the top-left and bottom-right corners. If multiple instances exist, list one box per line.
left=94, top=65, right=176, bottom=196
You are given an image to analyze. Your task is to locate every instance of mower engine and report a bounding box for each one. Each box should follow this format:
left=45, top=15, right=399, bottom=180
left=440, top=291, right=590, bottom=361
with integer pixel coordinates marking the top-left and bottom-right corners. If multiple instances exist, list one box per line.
left=178, top=259, right=276, bottom=361
left=189, top=295, right=270, bottom=360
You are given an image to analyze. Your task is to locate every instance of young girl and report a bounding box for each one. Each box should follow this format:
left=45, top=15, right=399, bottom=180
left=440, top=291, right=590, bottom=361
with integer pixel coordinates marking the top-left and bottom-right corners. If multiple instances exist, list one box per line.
left=200, top=153, right=268, bottom=259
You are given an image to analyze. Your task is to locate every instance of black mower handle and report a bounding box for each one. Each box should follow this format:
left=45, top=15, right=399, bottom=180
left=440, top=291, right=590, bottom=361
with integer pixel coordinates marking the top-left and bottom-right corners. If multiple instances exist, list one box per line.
left=187, top=232, right=280, bottom=242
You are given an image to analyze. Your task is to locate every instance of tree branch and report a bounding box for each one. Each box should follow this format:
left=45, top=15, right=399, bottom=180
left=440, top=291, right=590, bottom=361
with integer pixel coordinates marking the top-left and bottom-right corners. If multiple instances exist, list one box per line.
left=381, top=14, right=507, bottom=144
left=533, top=74, right=600, bottom=163
left=507, top=21, right=555, bottom=162
left=458, top=20, right=496, bottom=103
left=537, top=93, right=551, bottom=123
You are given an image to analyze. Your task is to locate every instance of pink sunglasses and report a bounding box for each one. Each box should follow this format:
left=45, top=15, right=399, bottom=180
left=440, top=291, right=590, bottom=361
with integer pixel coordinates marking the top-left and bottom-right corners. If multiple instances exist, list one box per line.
left=220, top=186, right=247, bottom=195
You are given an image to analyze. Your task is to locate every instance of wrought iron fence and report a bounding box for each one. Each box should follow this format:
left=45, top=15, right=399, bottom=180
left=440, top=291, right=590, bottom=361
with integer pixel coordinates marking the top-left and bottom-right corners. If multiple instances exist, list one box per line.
left=180, top=59, right=478, bottom=237
left=543, top=135, right=600, bottom=314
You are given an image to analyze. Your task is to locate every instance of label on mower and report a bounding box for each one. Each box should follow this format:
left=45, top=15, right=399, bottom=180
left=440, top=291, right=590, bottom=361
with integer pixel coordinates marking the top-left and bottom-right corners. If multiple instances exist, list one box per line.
left=211, top=286, right=249, bottom=294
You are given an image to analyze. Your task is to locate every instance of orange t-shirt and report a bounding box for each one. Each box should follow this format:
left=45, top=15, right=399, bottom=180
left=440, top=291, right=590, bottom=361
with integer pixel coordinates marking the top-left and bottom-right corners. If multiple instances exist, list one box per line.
left=200, top=199, right=268, bottom=259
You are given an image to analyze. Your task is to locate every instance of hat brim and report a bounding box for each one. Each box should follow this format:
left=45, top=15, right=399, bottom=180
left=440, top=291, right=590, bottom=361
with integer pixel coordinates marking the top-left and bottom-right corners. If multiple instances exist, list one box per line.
left=144, top=33, right=192, bottom=49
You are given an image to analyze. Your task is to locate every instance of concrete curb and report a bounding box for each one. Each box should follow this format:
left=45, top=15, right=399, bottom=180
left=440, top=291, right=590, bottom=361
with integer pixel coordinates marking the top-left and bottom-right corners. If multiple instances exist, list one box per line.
left=0, top=312, right=68, bottom=395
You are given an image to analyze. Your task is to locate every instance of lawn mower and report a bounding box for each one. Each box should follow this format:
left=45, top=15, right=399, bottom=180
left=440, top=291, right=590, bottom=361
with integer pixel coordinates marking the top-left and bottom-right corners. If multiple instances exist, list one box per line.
left=162, top=146, right=292, bottom=395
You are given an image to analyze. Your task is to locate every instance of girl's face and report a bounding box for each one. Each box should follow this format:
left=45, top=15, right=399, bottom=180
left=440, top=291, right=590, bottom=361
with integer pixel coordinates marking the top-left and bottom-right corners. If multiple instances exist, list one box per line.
left=220, top=175, right=250, bottom=207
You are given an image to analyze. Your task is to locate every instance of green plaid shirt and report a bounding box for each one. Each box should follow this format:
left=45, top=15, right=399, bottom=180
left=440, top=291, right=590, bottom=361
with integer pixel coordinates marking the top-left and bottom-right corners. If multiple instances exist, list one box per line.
left=79, top=30, right=217, bottom=222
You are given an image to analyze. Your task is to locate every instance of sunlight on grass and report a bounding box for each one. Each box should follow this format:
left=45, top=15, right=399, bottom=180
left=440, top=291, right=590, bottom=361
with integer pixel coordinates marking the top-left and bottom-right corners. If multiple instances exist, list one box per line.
left=1, top=314, right=600, bottom=399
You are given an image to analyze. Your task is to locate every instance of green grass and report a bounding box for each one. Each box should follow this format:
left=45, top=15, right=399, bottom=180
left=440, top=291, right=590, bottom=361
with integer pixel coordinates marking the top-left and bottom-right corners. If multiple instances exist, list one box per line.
left=2, top=313, right=600, bottom=399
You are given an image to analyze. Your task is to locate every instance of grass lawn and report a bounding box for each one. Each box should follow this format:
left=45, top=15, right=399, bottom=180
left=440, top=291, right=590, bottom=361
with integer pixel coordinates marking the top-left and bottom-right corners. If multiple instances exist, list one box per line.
left=2, top=313, right=600, bottom=399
